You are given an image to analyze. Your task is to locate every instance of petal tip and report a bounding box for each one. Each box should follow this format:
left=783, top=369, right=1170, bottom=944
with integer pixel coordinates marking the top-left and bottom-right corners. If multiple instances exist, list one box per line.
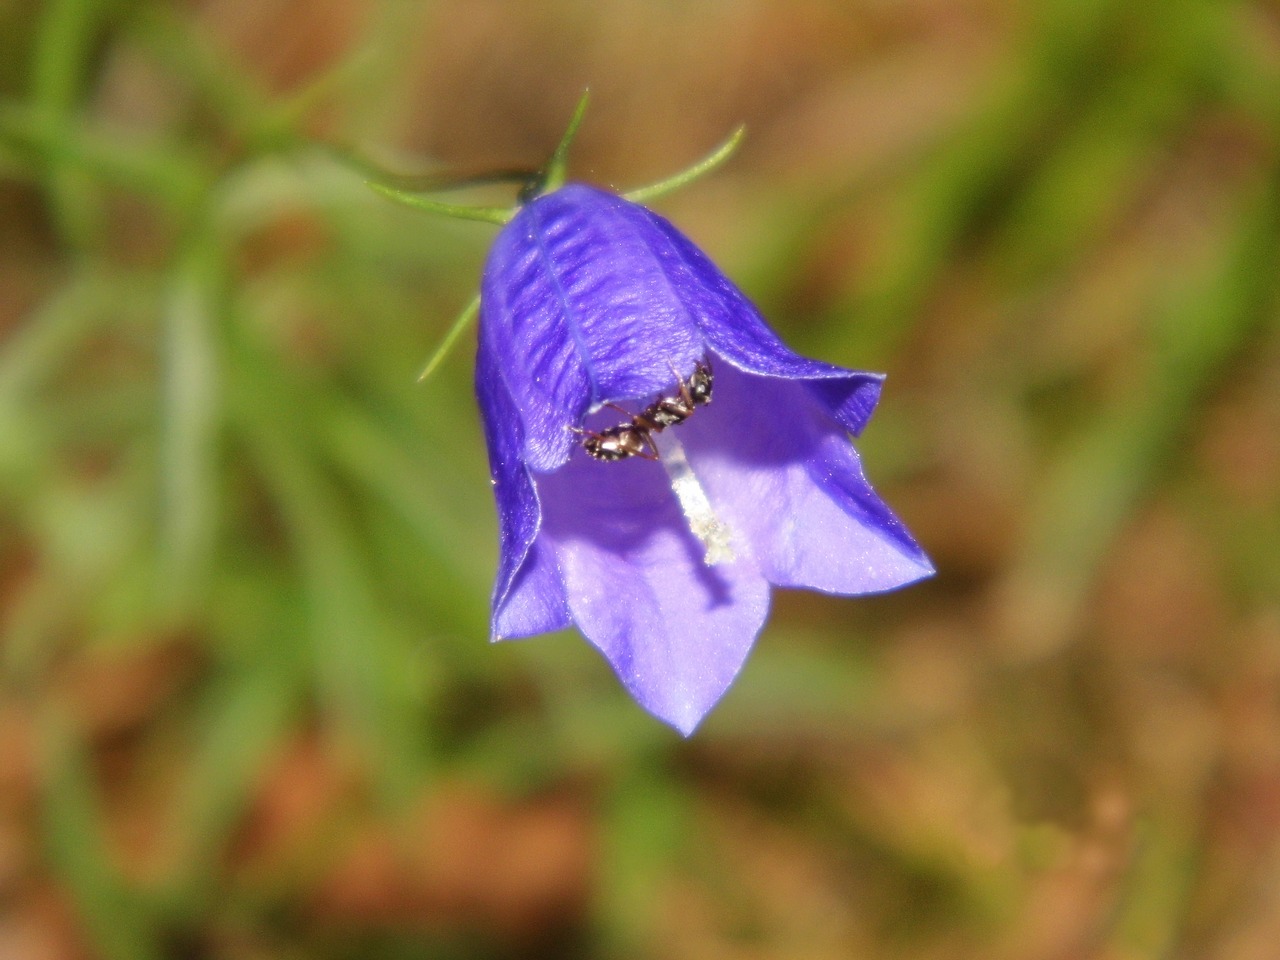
left=671, top=717, right=702, bottom=738
left=636, top=680, right=733, bottom=737
left=650, top=701, right=710, bottom=737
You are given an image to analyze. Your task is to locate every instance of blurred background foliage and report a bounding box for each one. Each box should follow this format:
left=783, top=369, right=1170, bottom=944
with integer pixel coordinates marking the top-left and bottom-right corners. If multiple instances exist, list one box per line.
left=1, top=0, right=1279, bottom=957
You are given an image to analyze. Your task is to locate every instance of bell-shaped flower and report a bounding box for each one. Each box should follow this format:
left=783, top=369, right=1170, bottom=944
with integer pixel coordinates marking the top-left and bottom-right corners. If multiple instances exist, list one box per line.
left=476, top=183, right=932, bottom=734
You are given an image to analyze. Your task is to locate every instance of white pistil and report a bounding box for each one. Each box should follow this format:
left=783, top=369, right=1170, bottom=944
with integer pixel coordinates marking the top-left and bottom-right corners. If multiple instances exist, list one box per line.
left=652, top=430, right=735, bottom=566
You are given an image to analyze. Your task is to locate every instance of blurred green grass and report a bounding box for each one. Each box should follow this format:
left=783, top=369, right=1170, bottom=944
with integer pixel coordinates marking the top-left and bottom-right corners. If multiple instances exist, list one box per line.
left=2, top=0, right=1279, bottom=958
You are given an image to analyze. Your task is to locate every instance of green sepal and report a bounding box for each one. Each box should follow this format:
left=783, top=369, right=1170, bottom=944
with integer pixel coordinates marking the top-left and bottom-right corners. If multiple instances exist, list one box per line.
left=412, top=97, right=746, bottom=381
left=523, top=89, right=591, bottom=201
left=366, top=181, right=512, bottom=225
left=624, top=125, right=746, bottom=205
left=416, top=294, right=480, bottom=381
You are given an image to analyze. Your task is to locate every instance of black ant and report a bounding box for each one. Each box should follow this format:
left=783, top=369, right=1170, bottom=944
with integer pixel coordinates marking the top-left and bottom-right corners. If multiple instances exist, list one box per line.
left=575, top=360, right=713, bottom=462
left=644, top=360, right=712, bottom=428
left=574, top=416, right=660, bottom=461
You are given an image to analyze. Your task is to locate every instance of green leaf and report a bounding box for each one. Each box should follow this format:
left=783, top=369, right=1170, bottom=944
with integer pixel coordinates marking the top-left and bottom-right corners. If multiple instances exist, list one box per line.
left=41, top=717, right=162, bottom=960
left=158, top=237, right=223, bottom=614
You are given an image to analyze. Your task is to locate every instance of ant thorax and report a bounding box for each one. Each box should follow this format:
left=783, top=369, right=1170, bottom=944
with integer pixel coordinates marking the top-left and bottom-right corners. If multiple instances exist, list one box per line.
left=645, top=395, right=694, bottom=429
left=575, top=359, right=714, bottom=462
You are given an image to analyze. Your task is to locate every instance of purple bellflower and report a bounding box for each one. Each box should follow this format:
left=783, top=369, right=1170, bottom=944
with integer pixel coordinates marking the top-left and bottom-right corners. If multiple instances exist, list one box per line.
left=475, top=183, right=933, bottom=734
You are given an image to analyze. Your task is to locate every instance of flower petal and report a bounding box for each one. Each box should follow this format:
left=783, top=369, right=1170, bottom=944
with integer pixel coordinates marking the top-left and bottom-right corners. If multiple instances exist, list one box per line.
left=493, top=539, right=570, bottom=640
left=475, top=337, right=570, bottom=639
left=538, top=451, right=770, bottom=735
left=679, top=362, right=934, bottom=594
left=481, top=185, right=709, bottom=471
left=620, top=204, right=885, bottom=435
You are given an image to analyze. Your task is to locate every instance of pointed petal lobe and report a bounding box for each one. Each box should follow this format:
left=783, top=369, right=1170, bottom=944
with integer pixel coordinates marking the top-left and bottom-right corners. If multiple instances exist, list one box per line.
left=538, top=452, right=769, bottom=734
left=679, top=363, right=933, bottom=594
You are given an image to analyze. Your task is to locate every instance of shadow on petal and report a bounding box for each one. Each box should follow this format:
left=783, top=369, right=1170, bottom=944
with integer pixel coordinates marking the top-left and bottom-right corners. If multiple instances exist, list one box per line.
left=680, top=361, right=934, bottom=595
left=538, top=451, right=769, bottom=734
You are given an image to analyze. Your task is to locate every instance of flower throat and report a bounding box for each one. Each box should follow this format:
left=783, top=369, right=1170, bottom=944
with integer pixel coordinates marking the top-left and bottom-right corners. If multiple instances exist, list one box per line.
left=574, top=359, right=734, bottom=566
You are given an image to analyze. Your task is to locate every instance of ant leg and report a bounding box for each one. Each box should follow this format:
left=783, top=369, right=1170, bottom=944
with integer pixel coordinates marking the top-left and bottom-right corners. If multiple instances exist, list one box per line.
left=607, top=401, right=662, bottom=433
left=666, top=360, right=694, bottom=407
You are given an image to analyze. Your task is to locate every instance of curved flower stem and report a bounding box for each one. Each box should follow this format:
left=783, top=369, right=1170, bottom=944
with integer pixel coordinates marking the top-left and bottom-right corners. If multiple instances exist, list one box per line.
left=320, top=143, right=536, bottom=193
left=416, top=294, right=480, bottom=381
left=624, top=125, right=746, bottom=205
